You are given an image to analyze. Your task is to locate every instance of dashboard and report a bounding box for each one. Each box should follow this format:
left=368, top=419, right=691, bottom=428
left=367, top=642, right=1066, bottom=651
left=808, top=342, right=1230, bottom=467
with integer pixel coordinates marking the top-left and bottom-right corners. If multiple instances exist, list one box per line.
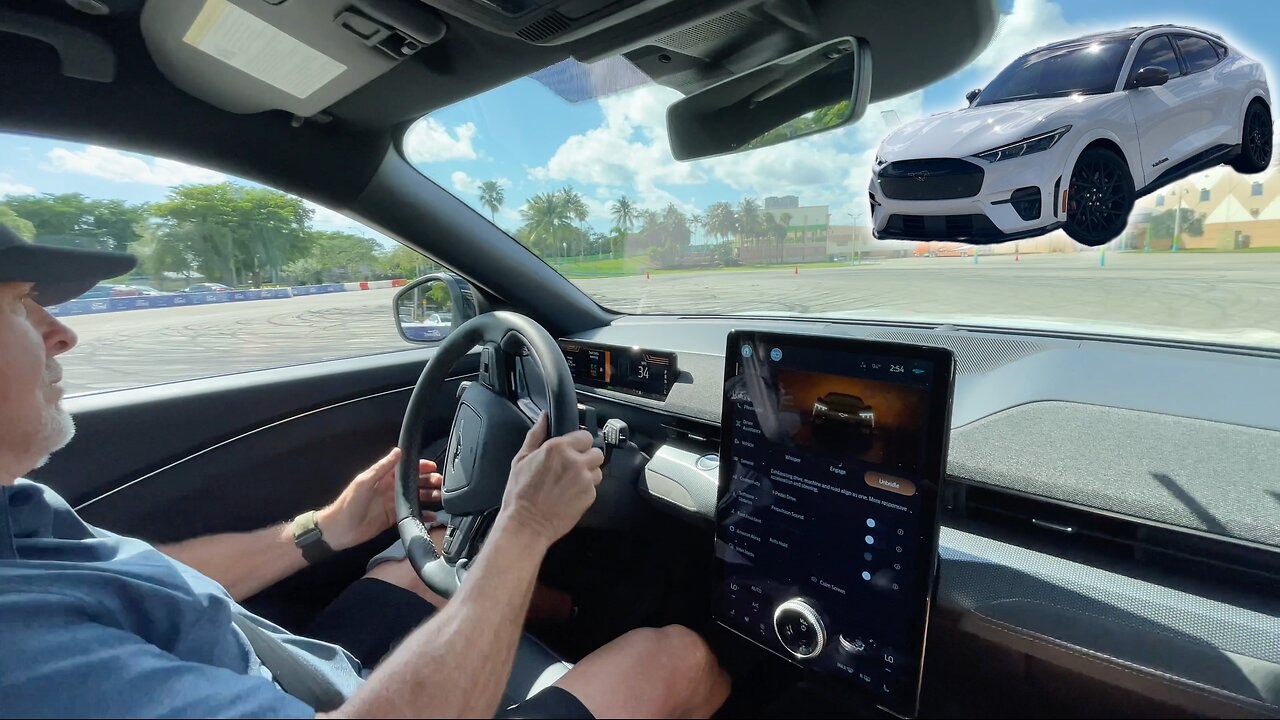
left=558, top=339, right=678, bottom=400
left=551, top=317, right=1280, bottom=718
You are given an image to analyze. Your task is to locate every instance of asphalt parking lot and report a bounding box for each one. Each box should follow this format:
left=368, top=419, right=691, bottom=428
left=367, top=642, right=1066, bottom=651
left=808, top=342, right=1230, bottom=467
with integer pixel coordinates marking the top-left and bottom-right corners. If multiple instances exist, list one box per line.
left=59, top=288, right=413, bottom=395
left=58, top=252, right=1280, bottom=395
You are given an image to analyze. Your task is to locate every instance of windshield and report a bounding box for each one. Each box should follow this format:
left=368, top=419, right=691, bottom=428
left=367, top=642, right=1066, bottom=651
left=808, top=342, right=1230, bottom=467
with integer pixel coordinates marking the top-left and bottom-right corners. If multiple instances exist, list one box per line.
left=405, top=7, right=1280, bottom=352
left=973, top=40, right=1131, bottom=106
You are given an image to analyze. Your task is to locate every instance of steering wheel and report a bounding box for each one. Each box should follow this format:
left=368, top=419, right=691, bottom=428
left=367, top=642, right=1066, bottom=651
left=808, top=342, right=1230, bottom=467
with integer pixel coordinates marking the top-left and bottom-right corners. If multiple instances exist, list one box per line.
left=395, top=311, right=578, bottom=598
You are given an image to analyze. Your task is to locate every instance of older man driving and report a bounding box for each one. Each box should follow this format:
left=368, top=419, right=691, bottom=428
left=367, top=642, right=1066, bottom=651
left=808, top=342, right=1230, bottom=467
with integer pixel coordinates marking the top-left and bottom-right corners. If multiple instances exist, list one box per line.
left=0, top=224, right=729, bottom=718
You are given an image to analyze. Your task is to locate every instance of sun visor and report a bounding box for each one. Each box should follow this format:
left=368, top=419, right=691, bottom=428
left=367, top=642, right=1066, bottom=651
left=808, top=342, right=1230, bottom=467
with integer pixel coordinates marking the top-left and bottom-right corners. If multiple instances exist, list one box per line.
left=141, top=0, right=445, bottom=117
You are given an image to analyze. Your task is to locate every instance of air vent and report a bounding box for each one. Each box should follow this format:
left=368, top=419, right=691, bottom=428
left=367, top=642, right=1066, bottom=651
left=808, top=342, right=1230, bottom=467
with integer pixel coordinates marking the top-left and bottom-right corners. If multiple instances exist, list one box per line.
left=516, top=10, right=571, bottom=42
left=949, top=481, right=1280, bottom=588
left=653, top=10, right=752, bottom=52
left=864, top=330, right=1043, bottom=374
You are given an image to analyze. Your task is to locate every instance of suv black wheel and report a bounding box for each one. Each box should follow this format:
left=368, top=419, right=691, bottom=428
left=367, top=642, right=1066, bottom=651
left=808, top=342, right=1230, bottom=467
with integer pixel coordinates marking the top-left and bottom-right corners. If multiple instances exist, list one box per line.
left=1063, top=148, right=1134, bottom=246
left=1231, top=101, right=1272, bottom=173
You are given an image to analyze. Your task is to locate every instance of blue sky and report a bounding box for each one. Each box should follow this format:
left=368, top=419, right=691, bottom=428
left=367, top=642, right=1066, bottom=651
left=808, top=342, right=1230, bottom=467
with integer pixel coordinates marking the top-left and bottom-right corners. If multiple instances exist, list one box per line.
left=3, top=0, right=1279, bottom=241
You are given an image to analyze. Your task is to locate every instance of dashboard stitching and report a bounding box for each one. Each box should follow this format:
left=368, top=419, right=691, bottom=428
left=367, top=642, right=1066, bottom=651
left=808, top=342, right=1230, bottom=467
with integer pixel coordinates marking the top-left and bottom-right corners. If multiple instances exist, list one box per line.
left=971, top=614, right=1278, bottom=714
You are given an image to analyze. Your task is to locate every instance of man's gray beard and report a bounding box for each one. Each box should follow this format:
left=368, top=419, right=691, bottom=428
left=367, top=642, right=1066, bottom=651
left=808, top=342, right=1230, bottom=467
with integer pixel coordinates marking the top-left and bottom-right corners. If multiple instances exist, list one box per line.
left=32, top=405, right=76, bottom=469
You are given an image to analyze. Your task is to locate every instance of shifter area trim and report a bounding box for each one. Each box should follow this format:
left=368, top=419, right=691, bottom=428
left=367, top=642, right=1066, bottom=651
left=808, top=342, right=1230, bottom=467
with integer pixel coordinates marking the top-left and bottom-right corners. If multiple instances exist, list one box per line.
left=643, top=445, right=719, bottom=516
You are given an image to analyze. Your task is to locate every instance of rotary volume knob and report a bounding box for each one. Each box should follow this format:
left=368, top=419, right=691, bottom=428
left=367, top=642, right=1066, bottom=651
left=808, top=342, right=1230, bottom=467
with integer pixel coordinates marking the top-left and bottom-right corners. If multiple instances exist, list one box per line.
left=773, top=598, right=826, bottom=660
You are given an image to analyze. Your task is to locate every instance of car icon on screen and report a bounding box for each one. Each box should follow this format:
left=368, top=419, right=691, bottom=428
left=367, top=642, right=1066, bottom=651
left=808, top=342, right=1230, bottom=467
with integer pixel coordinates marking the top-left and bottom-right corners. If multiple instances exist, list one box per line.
left=812, top=393, right=875, bottom=432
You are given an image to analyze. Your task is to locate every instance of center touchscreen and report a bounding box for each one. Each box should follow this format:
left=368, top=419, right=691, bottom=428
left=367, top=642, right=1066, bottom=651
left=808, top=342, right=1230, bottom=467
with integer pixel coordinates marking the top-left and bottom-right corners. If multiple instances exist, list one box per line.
left=714, top=331, right=954, bottom=717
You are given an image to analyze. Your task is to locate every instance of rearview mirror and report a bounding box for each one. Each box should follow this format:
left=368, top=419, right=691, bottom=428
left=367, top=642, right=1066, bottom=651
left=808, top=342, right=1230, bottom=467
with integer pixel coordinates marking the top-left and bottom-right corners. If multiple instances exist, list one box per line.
left=965, top=88, right=982, bottom=106
left=393, top=273, right=482, bottom=344
left=1131, top=66, right=1170, bottom=89
left=667, top=36, right=872, bottom=162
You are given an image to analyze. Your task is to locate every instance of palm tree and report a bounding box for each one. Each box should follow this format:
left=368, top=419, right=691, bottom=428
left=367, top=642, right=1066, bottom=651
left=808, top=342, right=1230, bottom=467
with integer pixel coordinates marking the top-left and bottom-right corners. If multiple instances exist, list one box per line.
left=660, top=203, right=691, bottom=250
left=705, top=202, right=736, bottom=243
left=610, top=195, right=636, bottom=258
left=479, top=180, right=505, bottom=223
left=557, top=187, right=589, bottom=257
left=519, top=192, right=573, bottom=258
left=688, top=212, right=703, bottom=244
left=638, top=209, right=661, bottom=236
left=559, top=187, right=589, bottom=225
left=737, top=197, right=763, bottom=250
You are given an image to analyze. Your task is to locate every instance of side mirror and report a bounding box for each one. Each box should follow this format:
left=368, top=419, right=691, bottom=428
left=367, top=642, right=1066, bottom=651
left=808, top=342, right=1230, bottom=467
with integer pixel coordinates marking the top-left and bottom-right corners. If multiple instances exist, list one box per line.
left=393, top=273, right=483, bottom=344
left=667, top=36, right=872, bottom=161
left=965, top=88, right=981, bottom=105
left=1131, top=66, right=1170, bottom=89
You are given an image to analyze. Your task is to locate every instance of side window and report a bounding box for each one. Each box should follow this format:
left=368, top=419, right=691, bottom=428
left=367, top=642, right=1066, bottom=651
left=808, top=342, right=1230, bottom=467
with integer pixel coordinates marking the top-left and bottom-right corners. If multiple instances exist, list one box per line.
left=1252, top=182, right=1264, bottom=196
left=1129, top=36, right=1182, bottom=86
left=1200, top=188, right=1211, bottom=202
left=0, top=135, right=440, bottom=395
left=1212, top=40, right=1229, bottom=59
left=1175, top=35, right=1221, bottom=74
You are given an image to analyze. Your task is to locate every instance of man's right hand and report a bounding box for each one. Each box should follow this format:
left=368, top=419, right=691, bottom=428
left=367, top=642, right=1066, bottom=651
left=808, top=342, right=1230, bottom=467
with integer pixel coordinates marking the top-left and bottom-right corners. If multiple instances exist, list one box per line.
left=499, top=413, right=604, bottom=547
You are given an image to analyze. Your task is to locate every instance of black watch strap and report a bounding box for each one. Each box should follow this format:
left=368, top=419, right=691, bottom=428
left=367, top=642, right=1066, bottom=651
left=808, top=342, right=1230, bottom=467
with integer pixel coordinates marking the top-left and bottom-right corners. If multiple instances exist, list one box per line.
left=290, top=510, right=334, bottom=565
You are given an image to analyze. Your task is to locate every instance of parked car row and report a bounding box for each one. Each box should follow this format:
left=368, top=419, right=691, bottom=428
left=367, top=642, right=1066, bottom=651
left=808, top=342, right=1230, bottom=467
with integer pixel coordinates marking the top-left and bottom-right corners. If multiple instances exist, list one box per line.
left=75, top=282, right=235, bottom=301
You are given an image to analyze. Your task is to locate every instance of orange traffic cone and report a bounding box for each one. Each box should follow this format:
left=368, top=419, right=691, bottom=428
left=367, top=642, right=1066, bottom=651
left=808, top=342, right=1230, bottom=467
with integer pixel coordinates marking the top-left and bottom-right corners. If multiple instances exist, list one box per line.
left=793, top=266, right=799, bottom=275
left=645, top=271, right=650, bottom=280
left=1015, top=253, right=1020, bottom=262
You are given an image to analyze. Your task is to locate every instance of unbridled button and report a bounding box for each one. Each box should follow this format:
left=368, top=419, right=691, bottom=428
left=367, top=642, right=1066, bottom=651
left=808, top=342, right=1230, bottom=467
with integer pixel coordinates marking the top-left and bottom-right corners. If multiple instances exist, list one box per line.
left=865, top=472, right=916, bottom=496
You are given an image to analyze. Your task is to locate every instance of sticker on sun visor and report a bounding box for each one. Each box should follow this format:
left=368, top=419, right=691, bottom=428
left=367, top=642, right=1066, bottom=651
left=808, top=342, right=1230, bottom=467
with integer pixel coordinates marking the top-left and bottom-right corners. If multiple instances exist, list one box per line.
left=183, top=0, right=347, bottom=100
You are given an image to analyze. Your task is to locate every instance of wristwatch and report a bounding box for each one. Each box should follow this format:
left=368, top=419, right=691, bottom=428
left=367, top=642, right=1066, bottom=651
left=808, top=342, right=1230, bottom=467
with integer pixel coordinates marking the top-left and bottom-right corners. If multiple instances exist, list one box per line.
left=290, top=510, right=334, bottom=565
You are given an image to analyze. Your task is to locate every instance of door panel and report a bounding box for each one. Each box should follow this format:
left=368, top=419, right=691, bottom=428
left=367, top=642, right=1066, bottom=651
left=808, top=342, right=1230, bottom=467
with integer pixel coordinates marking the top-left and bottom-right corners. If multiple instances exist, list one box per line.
left=30, top=348, right=475, bottom=540
left=1127, top=38, right=1200, bottom=185
left=1129, top=76, right=1207, bottom=186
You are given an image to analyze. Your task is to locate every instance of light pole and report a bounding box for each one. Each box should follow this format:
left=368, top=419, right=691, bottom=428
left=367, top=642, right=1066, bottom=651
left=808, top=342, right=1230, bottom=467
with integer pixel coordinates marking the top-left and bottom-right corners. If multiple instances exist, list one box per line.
left=846, top=211, right=865, bottom=264
left=1170, top=186, right=1193, bottom=252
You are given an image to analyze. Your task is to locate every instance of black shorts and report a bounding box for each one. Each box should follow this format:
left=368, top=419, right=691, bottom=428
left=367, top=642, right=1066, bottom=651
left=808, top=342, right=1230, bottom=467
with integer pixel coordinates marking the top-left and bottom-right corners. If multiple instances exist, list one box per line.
left=305, top=577, right=593, bottom=719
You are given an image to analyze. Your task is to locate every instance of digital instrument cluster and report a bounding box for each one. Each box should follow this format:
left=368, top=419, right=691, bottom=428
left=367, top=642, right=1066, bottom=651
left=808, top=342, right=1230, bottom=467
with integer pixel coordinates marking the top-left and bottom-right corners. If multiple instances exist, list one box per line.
left=557, top=339, right=678, bottom=401
left=714, top=331, right=954, bottom=718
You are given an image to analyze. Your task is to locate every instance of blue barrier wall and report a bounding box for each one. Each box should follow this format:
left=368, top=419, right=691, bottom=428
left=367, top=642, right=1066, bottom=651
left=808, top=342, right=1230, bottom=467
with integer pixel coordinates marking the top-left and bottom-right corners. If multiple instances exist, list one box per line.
left=50, top=287, right=301, bottom=317
left=290, top=283, right=347, bottom=296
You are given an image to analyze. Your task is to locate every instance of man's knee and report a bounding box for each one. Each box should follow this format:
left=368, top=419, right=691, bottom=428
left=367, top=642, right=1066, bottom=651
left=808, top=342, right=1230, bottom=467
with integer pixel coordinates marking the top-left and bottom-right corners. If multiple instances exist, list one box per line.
left=363, top=558, right=448, bottom=608
left=625, top=625, right=729, bottom=708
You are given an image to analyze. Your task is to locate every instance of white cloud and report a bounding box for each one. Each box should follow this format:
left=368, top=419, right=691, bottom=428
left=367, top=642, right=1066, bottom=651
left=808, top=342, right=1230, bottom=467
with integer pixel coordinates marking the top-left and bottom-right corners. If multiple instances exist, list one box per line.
left=530, top=85, right=708, bottom=210
left=0, top=181, right=36, bottom=197
left=450, top=170, right=478, bottom=195
left=42, top=145, right=226, bottom=185
left=404, top=118, right=478, bottom=164
left=970, top=0, right=1093, bottom=73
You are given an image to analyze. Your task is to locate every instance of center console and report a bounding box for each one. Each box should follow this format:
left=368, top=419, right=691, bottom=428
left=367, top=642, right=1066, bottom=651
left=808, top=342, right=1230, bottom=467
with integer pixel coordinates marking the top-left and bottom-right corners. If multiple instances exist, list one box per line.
left=714, top=331, right=954, bottom=717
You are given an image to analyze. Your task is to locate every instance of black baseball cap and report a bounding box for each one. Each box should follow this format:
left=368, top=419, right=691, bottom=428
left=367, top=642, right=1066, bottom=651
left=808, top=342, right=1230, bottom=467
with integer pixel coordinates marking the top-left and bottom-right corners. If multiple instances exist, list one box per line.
left=0, top=223, right=138, bottom=306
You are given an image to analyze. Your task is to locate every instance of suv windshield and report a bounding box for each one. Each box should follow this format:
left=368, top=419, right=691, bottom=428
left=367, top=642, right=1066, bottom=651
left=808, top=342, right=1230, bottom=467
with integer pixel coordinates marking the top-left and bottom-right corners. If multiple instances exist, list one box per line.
left=973, top=40, right=1131, bottom=106
left=406, top=14, right=1280, bottom=352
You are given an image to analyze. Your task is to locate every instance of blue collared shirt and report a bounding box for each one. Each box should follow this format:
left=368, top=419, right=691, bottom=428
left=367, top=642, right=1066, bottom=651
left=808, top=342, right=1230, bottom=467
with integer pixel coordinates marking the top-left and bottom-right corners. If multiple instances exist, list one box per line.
left=0, top=480, right=365, bottom=718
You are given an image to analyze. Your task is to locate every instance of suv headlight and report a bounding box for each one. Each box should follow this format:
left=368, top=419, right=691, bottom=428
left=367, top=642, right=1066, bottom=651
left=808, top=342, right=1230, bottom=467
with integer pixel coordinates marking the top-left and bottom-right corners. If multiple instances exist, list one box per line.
left=874, top=153, right=885, bottom=167
left=973, top=125, right=1071, bottom=163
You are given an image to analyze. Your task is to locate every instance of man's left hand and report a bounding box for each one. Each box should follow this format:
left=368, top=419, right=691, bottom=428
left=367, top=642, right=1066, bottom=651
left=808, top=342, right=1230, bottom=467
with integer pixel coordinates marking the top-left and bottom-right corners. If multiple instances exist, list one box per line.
left=317, top=448, right=443, bottom=552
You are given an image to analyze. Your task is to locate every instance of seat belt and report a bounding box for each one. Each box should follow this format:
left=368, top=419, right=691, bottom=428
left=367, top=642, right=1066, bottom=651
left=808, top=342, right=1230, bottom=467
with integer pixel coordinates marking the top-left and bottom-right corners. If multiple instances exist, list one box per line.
left=231, top=614, right=347, bottom=712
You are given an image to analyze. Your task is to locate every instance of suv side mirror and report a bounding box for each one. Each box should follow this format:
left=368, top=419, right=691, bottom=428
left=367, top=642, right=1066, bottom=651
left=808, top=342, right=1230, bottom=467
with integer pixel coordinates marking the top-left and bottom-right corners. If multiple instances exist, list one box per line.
left=393, top=273, right=483, bottom=344
left=1131, top=66, right=1170, bottom=89
left=965, top=88, right=981, bottom=105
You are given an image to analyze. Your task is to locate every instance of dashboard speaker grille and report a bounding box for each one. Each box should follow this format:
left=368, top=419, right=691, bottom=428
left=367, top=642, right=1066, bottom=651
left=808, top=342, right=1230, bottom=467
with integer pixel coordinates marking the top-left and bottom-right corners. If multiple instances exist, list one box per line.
left=517, top=11, right=571, bottom=43
left=864, top=330, right=1043, bottom=374
left=653, top=11, right=753, bottom=51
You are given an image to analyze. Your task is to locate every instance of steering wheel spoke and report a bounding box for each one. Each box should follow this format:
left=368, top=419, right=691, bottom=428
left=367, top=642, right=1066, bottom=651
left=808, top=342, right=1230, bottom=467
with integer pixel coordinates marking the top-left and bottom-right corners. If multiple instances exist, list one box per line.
left=395, top=312, right=578, bottom=598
